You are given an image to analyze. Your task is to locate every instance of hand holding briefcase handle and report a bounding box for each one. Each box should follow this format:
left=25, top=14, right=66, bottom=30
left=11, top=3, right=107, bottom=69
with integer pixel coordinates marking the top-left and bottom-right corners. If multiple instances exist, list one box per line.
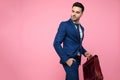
left=84, top=52, right=93, bottom=60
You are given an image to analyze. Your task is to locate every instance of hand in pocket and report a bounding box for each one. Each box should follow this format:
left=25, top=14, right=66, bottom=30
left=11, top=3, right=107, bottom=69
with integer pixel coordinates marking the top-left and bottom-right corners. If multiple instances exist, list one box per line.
left=66, top=58, right=76, bottom=67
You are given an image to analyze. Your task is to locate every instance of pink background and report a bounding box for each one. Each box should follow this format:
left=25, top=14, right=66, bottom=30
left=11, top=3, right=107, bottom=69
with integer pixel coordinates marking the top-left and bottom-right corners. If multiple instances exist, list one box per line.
left=0, top=0, right=120, bottom=80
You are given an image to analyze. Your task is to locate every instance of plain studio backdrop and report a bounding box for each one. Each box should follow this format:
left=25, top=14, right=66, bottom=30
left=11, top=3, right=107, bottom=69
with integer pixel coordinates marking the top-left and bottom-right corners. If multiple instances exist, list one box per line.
left=0, top=0, right=120, bottom=80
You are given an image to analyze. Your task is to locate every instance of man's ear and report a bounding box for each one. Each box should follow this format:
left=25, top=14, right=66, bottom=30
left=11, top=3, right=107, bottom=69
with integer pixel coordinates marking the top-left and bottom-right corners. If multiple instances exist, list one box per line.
left=81, top=12, right=83, bottom=16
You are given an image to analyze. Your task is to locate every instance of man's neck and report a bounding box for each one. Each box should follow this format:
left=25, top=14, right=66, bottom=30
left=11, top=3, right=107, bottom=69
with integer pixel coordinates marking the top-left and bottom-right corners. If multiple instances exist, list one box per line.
left=73, top=21, right=80, bottom=25
left=71, top=19, right=80, bottom=24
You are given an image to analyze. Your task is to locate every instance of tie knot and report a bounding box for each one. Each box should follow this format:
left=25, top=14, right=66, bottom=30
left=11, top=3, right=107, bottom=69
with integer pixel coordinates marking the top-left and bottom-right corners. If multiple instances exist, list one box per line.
left=75, top=24, right=79, bottom=30
left=75, top=24, right=79, bottom=27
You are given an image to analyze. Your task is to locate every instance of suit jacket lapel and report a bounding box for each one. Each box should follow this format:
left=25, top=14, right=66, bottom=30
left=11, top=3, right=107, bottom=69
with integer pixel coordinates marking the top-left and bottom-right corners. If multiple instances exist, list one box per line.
left=68, top=19, right=81, bottom=41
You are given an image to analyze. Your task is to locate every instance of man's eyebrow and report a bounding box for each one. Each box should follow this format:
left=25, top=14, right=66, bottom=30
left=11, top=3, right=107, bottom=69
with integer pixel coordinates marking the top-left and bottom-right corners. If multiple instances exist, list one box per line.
left=76, top=11, right=80, bottom=13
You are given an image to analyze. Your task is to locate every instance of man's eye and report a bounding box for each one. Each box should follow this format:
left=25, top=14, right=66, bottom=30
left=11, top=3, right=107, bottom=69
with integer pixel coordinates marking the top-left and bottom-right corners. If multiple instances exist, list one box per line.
left=76, top=12, right=80, bottom=14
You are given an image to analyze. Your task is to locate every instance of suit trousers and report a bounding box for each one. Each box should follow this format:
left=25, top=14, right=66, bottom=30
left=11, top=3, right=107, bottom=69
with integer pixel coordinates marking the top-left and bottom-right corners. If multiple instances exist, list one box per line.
left=62, top=57, right=80, bottom=80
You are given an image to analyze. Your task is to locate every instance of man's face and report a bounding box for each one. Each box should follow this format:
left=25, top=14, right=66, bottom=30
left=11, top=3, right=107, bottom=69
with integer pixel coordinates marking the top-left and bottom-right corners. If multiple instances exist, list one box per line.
left=71, top=6, right=83, bottom=22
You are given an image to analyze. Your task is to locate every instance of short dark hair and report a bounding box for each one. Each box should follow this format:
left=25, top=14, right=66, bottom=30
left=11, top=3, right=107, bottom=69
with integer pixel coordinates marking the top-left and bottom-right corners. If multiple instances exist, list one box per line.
left=72, top=2, right=84, bottom=12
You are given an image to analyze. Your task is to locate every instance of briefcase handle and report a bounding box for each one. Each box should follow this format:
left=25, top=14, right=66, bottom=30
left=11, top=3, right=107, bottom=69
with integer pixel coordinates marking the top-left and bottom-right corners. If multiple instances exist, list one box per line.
left=87, top=55, right=97, bottom=61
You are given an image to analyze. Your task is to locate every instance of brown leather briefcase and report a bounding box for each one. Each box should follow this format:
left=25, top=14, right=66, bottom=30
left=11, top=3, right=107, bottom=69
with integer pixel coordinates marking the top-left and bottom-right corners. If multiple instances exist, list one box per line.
left=82, top=55, right=103, bottom=80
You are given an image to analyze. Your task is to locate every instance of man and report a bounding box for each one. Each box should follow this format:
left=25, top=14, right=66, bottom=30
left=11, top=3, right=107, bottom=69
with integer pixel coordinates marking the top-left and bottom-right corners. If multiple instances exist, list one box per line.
left=53, top=2, right=92, bottom=80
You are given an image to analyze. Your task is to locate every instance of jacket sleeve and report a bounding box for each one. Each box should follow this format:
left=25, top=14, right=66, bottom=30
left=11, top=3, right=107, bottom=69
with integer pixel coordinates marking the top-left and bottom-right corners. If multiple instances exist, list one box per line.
left=81, top=45, right=87, bottom=56
left=81, top=26, right=87, bottom=56
left=53, top=22, right=69, bottom=63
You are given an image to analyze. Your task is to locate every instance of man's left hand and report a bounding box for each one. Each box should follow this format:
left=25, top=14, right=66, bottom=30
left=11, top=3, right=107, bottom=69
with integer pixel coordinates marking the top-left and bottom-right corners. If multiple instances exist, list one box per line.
left=85, top=52, right=92, bottom=60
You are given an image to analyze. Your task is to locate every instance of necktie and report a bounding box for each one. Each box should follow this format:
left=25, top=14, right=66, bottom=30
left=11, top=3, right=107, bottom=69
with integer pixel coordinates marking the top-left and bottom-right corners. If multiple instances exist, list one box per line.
left=75, top=24, right=81, bottom=56
left=75, top=24, right=80, bottom=39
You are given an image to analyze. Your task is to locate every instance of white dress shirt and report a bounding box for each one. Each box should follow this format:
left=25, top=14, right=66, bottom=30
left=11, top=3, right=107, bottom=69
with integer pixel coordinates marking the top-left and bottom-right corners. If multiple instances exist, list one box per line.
left=75, top=24, right=83, bottom=39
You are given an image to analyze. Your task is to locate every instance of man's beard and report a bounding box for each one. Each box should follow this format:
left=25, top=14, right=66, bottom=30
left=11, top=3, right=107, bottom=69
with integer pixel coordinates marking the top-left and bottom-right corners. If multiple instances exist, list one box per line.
left=71, top=15, right=80, bottom=22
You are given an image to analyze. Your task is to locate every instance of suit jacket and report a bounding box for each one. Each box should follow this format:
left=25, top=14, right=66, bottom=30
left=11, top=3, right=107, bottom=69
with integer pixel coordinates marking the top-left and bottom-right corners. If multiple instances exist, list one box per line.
left=53, top=19, right=87, bottom=64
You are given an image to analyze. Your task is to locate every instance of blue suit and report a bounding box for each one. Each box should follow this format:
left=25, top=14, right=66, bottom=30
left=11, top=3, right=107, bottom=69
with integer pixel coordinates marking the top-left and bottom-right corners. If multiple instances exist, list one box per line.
left=53, top=19, right=87, bottom=80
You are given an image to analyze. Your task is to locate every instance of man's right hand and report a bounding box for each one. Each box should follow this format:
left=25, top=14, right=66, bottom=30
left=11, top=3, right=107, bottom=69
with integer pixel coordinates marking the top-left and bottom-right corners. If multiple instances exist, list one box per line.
left=66, top=58, right=76, bottom=67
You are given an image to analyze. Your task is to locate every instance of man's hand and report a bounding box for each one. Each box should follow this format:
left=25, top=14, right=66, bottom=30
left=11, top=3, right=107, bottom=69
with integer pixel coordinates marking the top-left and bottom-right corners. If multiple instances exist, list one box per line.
left=85, top=52, right=92, bottom=60
left=66, top=58, right=76, bottom=67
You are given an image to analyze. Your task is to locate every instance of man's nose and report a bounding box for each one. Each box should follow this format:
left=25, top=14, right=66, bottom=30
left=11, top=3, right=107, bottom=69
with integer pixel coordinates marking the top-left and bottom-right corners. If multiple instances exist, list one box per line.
left=73, top=13, right=76, bottom=16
